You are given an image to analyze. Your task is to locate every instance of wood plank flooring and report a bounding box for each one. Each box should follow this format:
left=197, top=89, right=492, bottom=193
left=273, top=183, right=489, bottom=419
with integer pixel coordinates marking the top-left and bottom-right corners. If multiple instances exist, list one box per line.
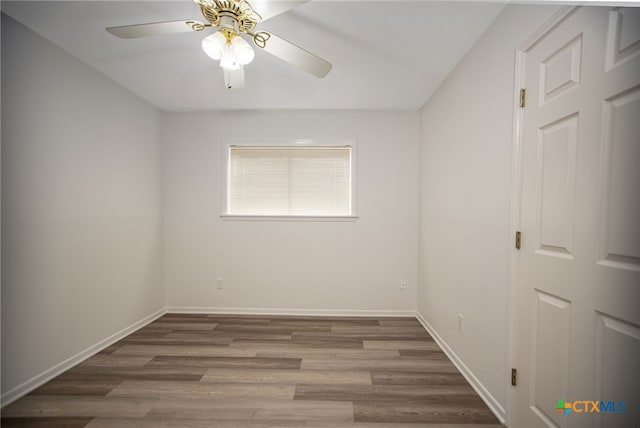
left=1, top=314, right=503, bottom=427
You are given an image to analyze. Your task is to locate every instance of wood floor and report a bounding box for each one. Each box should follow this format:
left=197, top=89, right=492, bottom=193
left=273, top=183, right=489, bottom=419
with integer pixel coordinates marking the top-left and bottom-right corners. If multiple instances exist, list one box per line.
left=1, top=314, right=503, bottom=427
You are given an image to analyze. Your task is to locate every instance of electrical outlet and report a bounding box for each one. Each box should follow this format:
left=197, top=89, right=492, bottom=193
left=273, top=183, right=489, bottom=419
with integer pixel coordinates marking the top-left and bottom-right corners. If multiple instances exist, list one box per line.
left=457, top=313, right=464, bottom=332
left=400, top=280, right=407, bottom=290
left=216, top=278, right=223, bottom=289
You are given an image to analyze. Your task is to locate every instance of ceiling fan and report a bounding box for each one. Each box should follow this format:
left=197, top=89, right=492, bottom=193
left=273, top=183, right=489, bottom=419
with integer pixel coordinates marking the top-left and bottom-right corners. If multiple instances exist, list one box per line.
left=106, top=0, right=332, bottom=89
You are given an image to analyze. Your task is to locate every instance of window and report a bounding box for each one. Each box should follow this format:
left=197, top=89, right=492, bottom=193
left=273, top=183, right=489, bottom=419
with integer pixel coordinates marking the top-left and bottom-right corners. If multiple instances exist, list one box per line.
left=225, top=144, right=354, bottom=217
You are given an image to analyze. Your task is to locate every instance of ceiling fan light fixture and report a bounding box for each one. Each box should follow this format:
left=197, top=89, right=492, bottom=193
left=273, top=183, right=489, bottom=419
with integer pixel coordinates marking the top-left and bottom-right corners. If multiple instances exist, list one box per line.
left=201, top=31, right=226, bottom=60
left=203, top=28, right=252, bottom=70
left=231, top=36, right=255, bottom=65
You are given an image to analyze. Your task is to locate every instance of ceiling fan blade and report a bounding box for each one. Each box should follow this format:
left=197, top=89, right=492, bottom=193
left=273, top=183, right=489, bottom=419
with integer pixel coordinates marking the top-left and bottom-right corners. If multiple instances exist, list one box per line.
left=250, top=0, right=310, bottom=22
left=256, top=31, right=331, bottom=78
left=106, top=20, right=207, bottom=39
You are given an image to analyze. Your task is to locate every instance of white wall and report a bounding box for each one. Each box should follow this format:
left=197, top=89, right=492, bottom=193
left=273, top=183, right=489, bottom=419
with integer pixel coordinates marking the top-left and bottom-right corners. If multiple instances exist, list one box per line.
left=163, top=110, right=419, bottom=314
left=1, top=15, right=164, bottom=400
left=417, top=4, right=560, bottom=419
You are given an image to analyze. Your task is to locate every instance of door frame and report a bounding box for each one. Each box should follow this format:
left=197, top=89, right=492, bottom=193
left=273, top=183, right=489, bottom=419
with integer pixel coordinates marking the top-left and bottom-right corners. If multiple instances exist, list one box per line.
left=505, top=5, right=578, bottom=427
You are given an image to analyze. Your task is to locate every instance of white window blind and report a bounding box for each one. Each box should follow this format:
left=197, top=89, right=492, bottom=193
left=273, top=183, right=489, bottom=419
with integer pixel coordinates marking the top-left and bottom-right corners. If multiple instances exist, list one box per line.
left=227, top=145, right=352, bottom=216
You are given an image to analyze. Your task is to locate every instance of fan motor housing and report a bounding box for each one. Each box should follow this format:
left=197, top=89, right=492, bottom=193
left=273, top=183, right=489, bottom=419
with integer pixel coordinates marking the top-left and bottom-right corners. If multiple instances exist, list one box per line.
left=199, top=0, right=261, bottom=33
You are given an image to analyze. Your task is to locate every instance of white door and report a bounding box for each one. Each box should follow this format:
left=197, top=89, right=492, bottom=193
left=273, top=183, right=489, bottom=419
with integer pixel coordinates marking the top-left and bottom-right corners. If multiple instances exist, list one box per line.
left=514, top=6, right=640, bottom=428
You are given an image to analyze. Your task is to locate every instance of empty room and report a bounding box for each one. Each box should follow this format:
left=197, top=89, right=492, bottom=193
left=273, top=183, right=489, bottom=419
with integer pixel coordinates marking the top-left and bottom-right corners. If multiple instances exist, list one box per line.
left=1, top=1, right=638, bottom=427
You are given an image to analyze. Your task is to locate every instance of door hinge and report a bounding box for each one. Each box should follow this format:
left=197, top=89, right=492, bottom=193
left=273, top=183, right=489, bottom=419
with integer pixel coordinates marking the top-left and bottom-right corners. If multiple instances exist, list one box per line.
left=515, top=231, right=522, bottom=250
left=519, top=88, right=526, bottom=107
left=511, top=368, right=517, bottom=386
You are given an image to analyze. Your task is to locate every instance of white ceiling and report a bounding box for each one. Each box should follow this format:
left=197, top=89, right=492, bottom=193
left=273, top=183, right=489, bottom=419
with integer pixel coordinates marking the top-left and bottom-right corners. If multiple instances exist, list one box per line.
left=2, top=1, right=505, bottom=110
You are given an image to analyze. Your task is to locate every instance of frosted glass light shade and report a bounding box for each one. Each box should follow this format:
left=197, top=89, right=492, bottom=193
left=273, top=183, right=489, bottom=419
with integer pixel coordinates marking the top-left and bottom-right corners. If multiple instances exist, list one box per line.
left=219, top=44, right=240, bottom=70
left=231, top=36, right=255, bottom=65
left=201, top=31, right=226, bottom=60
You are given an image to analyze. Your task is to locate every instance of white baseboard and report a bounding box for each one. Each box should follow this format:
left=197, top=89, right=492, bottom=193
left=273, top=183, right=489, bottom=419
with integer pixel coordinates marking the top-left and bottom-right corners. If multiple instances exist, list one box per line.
left=166, top=306, right=416, bottom=318
left=416, top=311, right=506, bottom=424
left=1, top=307, right=166, bottom=407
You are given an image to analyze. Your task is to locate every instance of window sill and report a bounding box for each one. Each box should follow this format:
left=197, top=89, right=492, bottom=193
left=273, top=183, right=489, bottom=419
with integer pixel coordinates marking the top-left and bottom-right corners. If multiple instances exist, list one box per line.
left=220, top=214, right=359, bottom=222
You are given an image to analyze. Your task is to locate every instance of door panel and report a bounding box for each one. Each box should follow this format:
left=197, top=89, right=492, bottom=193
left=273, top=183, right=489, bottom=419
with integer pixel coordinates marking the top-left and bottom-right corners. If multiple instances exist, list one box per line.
left=530, top=290, right=571, bottom=428
left=605, top=7, right=640, bottom=70
left=536, top=113, right=578, bottom=257
left=515, top=6, right=640, bottom=428
left=599, top=87, right=640, bottom=268
left=540, top=35, right=582, bottom=104
left=594, top=313, right=640, bottom=427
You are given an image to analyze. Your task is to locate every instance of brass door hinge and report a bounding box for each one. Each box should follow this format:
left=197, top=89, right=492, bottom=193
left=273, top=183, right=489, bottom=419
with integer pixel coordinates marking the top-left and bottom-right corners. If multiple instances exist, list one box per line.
left=515, top=231, right=522, bottom=249
left=519, top=88, right=526, bottom=107
left=511, top=368, right=517, bottom=386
